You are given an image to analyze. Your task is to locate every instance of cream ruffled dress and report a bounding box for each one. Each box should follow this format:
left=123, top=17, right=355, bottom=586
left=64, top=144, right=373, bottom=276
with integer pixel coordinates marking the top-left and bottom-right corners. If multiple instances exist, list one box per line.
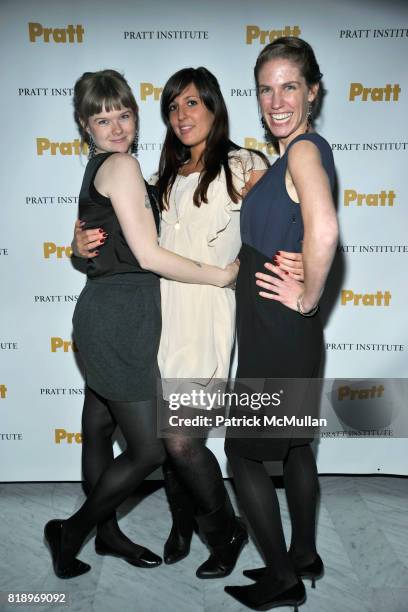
left=150, top=149, right=267, bottom=384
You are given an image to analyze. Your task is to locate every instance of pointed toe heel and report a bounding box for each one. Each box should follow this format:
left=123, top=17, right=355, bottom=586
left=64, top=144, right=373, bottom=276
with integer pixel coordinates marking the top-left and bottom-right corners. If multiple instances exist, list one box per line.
left=243, top=554, right=324, bottom=588
left=225, top=579, right=306, bottom=611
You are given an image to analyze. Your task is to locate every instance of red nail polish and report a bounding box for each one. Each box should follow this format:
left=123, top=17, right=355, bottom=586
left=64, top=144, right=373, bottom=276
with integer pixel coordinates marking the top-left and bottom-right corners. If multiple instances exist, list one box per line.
left=99, top=229, right=104, bottom=234
left=284, top=271, right=289, bottom=275
left=275, top=262, right=280, bottom=267
left=102, top=232, right=108, bottom=237
left=100, top=239, right=105, bottom=244
left=94, top=250, right=99, bottom=255
left=276, top=251, right=281, bottom=255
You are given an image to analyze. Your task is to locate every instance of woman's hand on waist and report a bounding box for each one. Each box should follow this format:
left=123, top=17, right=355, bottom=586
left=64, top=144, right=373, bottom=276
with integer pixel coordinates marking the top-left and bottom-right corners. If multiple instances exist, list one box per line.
left=269, top=251, right=304, bottom=281
left=222, top=258, right=240, bottom=288
left=255, top=262, right=310, bottom=312
left=72, top=219, right=106, bottom=258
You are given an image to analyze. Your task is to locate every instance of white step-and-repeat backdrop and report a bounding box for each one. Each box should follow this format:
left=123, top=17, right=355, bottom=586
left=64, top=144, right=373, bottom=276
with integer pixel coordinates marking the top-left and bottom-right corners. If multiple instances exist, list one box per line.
left=1, top=0, right=407, bottom=480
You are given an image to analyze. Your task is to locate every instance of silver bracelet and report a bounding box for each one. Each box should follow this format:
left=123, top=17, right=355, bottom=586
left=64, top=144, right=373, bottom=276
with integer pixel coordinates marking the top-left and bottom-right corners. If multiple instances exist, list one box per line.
left=296, top=293, right=319, bottom=317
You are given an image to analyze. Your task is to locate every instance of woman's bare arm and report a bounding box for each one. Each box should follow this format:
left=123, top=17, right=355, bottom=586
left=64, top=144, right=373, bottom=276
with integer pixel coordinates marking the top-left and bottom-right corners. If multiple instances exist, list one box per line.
left=94, top=154, right=237, bottom=287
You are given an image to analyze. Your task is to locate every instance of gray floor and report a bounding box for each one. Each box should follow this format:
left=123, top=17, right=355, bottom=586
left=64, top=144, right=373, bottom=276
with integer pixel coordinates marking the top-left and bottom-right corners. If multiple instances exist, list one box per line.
left=0, top=476, right=407, bottom=612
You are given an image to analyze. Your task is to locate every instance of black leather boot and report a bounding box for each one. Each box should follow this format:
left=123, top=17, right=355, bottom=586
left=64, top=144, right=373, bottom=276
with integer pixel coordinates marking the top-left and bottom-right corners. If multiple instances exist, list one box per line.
left=195, top=494, right=248, bottom=579
left=163, top=462, right=195, bottom=565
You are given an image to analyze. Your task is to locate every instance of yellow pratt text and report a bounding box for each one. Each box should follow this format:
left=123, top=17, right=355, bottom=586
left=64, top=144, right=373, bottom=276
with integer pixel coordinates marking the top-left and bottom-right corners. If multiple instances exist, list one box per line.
left=55, top=429, right=82, bottom=443
left=338, top=385, right=384, bottom=400
left=37, top=138, right=87, bottom=155
left=244, top=138, right=278, bottom=156
left=50, top=338, right=78, bottom=352
left=246, top=25, right=301, bottom=44
left=28, top=22, right=84, bottom=43
left=140, top=83, right=163, bottom=101
left=349, top=82, right=401, bottom=101
left=341, top=290, right=392, bottom=306
left=344, top=190, right=395, bottom=206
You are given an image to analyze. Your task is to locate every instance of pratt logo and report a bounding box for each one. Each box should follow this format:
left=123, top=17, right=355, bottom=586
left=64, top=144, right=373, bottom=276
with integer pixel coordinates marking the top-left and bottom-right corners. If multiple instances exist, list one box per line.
left=246, top=25, right=301, bottom=45
left=344, top=189, right=395, bottom=207
left=43, top=243, right=72, bottom=258
left=51, top=337, right=78, bottom=352
left=37, top=138, right=87, bottom=156
left=140, top=83, right=163, bottom=101
left=338, top=384, right=384, bottom=400
left=349, top=83, right=401, bottom=102
left=341, top=290, right=391, bottom=306
left=55, top=429, right=82, bottom=444
left=0, top=385, right=7, bottom=399
left=331, top=380, right=392, bottom=430
left=28, top=22, right=84, bottom=43
left=244, top=138, right=278, bottom=156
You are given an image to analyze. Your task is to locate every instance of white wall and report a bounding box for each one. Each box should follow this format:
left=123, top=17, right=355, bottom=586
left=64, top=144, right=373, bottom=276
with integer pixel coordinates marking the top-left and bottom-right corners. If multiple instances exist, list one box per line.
left=1, top=0, right=407, bottom=479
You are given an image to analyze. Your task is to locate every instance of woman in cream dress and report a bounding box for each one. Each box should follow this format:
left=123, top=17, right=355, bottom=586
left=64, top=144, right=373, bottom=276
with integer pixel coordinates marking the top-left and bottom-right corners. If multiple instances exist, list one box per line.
left=157, top=149, right=263, bottom=384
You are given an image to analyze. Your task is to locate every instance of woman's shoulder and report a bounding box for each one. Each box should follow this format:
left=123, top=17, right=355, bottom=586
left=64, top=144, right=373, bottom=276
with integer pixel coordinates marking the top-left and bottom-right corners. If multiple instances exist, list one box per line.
left=147, top=171, right=159, bottom=186
left=228, top=147, right=269, bottom=176
left=288, top=132, right=332, bottom=157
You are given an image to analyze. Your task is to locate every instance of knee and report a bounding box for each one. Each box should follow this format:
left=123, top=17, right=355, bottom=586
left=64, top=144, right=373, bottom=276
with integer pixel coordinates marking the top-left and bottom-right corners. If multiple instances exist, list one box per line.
left=165, top=437, right=195, bottom=462
left=128, top=443, right=166, bottom=472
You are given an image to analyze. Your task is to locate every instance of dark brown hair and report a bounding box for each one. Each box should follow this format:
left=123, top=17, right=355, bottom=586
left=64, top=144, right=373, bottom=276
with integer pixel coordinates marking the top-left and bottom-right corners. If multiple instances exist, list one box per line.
left=158, top=67, right=244, bottom=209
left=73, top=69, right=138, bottom=145
left=254, top=37, right=323, bottom=120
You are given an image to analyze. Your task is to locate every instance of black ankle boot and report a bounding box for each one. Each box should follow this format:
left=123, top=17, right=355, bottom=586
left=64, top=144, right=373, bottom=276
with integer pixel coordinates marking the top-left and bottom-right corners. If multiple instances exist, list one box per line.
left=163, top=463, right=195, bottom=565
left=195, top=495, right=248, bottom=579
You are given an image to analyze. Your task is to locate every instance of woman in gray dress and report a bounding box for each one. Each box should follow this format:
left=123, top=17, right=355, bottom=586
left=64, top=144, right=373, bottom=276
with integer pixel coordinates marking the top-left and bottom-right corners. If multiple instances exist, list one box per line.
left=44, top=69, right=238, bottom=579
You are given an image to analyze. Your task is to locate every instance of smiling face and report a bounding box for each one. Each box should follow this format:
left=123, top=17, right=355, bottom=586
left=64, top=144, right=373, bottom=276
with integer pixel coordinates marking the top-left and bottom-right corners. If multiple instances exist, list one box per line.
left=168, top=82, right=215, bottom=158
left=85, top=106, right=136, bottom=155
left=257, top=58, right=318, bottom=151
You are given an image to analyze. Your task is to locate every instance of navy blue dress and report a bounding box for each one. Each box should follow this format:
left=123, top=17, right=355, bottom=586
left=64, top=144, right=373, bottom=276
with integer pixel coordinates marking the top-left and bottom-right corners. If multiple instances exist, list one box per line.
left=72, top=153, right=162, bottom=402
left=226, top=133, right=335, bottom=460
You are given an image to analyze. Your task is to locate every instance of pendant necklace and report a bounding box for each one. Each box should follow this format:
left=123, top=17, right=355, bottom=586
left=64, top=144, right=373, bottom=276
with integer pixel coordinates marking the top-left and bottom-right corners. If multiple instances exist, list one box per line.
left=172, top=174, right=183, bottom=230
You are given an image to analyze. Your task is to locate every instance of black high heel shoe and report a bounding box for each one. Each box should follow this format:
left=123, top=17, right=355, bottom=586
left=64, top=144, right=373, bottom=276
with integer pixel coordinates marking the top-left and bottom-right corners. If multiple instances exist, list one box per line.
left=243, top=554, right=324, bottom=588
left=44, top=520, right=91, bottom=579
left=225, top=578, right=306, bottom=611
left=95, top=536, right=162, bottom=568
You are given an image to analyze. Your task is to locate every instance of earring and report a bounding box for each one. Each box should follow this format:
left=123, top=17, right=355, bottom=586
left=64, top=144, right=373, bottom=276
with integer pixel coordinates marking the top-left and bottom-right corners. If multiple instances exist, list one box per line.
left=131, top=137, right=138, bottom=157
left=260, top=116, right=266, bottom=130
left=306, top=102, right=313, bottom=130
left=88, top=135, right=96, bottom=159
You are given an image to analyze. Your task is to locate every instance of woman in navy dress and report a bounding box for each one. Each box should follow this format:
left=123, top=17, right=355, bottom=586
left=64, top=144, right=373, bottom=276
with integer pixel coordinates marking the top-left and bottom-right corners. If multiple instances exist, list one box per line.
left=225, top=38, right=338, bottom=610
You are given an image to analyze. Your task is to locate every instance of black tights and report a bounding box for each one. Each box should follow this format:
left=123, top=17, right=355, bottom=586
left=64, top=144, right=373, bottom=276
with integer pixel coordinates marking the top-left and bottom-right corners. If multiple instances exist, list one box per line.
left=62, top=387, right=165, bottom=565
left=226, top=444, right=319, bottom=583
left=164, top=434, right=227, bottom=516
